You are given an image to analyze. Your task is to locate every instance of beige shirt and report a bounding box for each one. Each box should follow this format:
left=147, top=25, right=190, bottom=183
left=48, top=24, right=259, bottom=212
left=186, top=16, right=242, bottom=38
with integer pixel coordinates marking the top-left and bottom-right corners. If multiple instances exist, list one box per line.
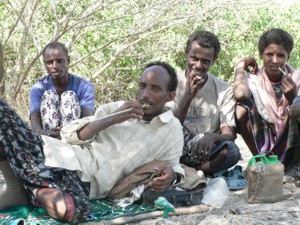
left=42, top=101, right=184, bottom=199
left=167, top=71, right=236, bottom=134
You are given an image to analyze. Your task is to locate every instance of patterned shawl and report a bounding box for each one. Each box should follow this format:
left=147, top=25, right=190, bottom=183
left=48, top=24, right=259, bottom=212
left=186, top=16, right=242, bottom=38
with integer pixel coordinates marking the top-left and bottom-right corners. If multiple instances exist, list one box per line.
left=245, top=64, right=300, bottom=139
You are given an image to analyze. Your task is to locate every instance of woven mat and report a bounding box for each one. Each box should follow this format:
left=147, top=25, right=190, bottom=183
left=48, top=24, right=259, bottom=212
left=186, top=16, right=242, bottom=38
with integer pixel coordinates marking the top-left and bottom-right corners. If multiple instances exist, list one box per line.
left=0, top=198, right=209, bottom=225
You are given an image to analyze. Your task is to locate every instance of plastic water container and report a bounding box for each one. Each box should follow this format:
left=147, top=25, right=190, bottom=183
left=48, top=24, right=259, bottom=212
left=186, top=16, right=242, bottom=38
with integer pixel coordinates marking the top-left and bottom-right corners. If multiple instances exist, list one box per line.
left=247, top=155, right=284, bottom=203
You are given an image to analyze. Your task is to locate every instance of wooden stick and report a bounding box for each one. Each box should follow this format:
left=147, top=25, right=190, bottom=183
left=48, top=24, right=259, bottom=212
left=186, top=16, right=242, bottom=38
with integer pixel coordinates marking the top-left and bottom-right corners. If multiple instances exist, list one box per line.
left=98, top=108, right=133, bottom=120
left=279, top=67, right=287, bottom=76
left=85, top=205, right=209, bottom=225
left=109, top=108, right=133, bottom=116
left=100, top=102, right=148, bottom=121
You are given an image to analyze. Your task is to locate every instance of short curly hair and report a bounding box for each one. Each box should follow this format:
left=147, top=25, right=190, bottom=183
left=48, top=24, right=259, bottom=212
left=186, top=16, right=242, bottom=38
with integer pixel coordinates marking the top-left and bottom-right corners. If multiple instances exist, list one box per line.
left=185, top=30, right=221, bottom=61
left=42, top=41, right=69, bottom=58
left=143, top=61, right=178, bottom=92
left=258, top=29, right=294, bottom=56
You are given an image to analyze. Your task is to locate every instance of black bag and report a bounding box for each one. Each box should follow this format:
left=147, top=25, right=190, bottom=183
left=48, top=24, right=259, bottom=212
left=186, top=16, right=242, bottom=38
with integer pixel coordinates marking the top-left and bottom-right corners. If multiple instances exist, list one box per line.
left=141, top=188, right=204, bottom=207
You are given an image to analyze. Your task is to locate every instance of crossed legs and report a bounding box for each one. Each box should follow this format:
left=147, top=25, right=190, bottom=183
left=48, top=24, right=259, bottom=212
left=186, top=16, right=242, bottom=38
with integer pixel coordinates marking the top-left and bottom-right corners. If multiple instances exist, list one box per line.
left=194, top=148, right=229, bottom=173
left=181, top=126, right=240, bottom=174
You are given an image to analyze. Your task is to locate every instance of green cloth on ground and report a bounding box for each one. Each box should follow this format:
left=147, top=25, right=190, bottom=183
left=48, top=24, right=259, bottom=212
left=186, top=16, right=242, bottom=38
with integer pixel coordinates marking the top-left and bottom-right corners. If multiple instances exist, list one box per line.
left=0, top=198, right=170, bottom=224
left=154, top=196, right=175, bottom=218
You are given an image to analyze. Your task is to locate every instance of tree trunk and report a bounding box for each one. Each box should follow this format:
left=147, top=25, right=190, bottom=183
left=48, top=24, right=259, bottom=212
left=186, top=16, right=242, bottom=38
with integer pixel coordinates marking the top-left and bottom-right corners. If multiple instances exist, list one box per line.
left=0, top=43, right=5, bottom=97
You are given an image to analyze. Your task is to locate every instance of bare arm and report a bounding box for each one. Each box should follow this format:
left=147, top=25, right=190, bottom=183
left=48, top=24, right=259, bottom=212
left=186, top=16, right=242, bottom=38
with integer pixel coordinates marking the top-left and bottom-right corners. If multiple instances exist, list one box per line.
left=219, top=125, right=237, bottom=141
left=175, top=93, right=194, bottom=124
left=190, top=126, right=236, bottom=163
left=233, top=57, right=258, bottom=100
left=30, top=112, right=46, bottom=135
left=81, top=108, right=93, bottom=117
left=77, top=100, right=144, bottom=141
left=200, top=126, right=236, bottom=147
left=30, top=112, right=61, bottom=139
left=233, top=69, right=251, bottom=100
left=149, top=166, right=177, bottom=192
left=175, top=72, right=206, bottom=124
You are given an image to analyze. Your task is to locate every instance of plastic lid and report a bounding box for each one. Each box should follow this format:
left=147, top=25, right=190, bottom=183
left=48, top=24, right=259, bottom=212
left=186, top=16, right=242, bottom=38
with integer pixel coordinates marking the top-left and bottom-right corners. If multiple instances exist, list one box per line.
left=267, top=155, right=280, bottom=164
left=268, top=155, right=278, bottom=161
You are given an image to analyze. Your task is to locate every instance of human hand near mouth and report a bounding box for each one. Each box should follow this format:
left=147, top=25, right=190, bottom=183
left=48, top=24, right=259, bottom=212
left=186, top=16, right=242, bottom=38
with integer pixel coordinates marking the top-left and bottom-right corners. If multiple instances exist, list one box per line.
left=235, top=57, right=258, bottom=74
left=281, top=75, right=297, bottom=105
left=139, top=99, right=150, bottom=110
left=185, top=69, right=207, bottom=98
left=194, top=70, right=206, bottom=80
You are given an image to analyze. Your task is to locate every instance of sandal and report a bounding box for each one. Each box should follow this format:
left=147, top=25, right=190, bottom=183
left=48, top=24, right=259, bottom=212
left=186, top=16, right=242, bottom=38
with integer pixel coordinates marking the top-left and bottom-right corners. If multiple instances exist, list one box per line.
left=225, top=165, right=247, bottom=191
left=213, top=169, right=230, bottom=178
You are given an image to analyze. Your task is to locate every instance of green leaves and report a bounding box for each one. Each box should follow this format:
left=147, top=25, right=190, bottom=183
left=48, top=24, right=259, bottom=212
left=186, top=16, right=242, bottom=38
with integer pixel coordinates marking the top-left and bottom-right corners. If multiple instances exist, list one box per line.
left=1, top=0, right=300, bottom=116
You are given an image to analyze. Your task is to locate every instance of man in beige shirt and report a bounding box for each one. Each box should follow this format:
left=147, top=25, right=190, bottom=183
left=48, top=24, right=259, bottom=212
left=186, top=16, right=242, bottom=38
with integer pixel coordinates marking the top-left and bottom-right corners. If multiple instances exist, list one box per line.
left=0, top=61, right=184, bottom=223
left=167, top=30, right=240, bottom=175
